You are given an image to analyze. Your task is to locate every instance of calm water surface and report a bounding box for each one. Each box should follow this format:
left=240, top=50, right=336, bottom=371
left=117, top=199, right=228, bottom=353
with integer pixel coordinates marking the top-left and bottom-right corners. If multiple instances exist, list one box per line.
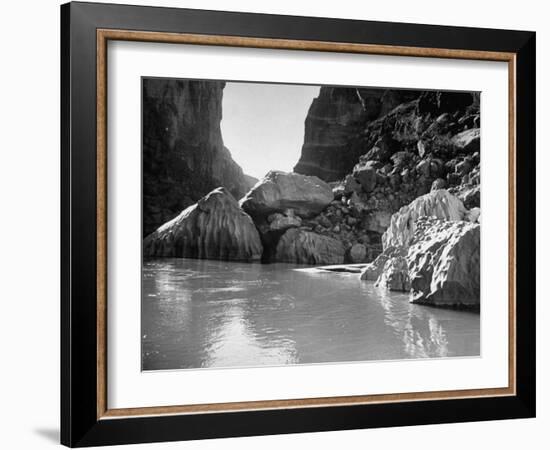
left=142, top=258, right=480, bottom=370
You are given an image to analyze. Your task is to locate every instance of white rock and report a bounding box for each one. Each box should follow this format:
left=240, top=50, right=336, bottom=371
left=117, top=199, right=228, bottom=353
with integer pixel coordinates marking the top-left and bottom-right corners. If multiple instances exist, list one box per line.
left=144, top=187, right=263, bottom=261
left=240, top=170, right=333, bottom=219
left=382, top=189, right=467, bottom=249
left=408, top=218, right=480, bottom=307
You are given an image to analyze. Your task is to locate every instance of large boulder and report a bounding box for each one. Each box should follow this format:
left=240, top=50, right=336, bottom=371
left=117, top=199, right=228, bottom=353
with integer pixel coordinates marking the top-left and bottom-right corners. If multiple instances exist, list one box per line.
left=382, top=189, right=467, bottom=248
left=347, top=243, right=367, bottom=263
left=360, top=255, right=389, bottom=281
left=352, top=160, right=378, bottom=192
left=362, top=189, right=481, bottom=307
left=274, top=228, right=345, bottom=265
left=407, top=217, right=480, bottom=307
left=343, top=174, right=362, bottom=195
left=375, top=256, right=411, bottom=292
left=458, top=185, right=480, bottom=209
left=368, top=217, right=480, bottom=307
left=143, top=187, right=263, bottom=261
left=360, top=246, right=406, bottom=281
left=264, top=211, right=302, bottom=233
left=363, top=135, right=400, bottom=163
left=451, top=128, right=480, bottom=153
left=240, top=171, right=333, bottom=219
left=256, top=209, right=303, bottom=257
left=431, top=178, right=447, bottom=191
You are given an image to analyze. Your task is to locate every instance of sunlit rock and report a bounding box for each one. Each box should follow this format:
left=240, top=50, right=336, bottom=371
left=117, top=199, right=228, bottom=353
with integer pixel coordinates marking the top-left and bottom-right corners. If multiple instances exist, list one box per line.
left=407, top=217, right=480, bottom=307
left=240, top=170, right=333, bottom=219
left=143, top=187, right=263, bottom=261
left=465, top=207, right=480, bottom=223
left=382, top=189, right=467, bottom=248
left=360, top=247, right=406, bottom=281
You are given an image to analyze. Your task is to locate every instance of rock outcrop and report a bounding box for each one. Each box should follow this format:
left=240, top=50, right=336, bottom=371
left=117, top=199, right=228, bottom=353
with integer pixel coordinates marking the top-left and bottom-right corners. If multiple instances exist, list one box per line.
left=294, top=86, right=481, bottom=259
left=294, top=87, right=422, bottom=181
left=348, top=243, right=367, bottom=263
left=254, top=209, right=303, bottom=260
left=243, top=176, right=387, bottom=265
left=360, top=190, right=480, bottom=308
left=142, top=79, right=255, bottom=236
left=376, top=256, right=411, bottom=292
left=261, top=211, right=302, bottom=234
left=382, top=189, right=468, bottom=248
left=239, top=170, right=346, bottom=263
left=360, top=246, right=405, bottom=281
left=407, top=217, right=480, bottom=307
left=274, top=228, right=345, bottom=265
left=352, top=160, right=378, bottom=192
left=240, top=171, right=334, bottom=219
left=293, top=87, right=373, bottom=181
left=290, top=198, right=383, bottom=264
left=143, top=188, right=263, bottom=261
left=142, top=84, right=482, bottom=280
left=452, top=128, right=480, bottom=153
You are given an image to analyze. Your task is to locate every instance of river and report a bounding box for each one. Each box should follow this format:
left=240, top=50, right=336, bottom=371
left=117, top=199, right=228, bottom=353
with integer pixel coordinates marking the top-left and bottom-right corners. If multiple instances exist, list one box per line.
left=142, top=258, right=480, bottom=371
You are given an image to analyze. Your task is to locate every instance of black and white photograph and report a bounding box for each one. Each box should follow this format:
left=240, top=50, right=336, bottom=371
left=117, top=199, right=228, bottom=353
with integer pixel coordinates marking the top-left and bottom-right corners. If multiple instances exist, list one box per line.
left=141, top=78, right=482, bottom=371
left=0, top=0, right=542, bottom=447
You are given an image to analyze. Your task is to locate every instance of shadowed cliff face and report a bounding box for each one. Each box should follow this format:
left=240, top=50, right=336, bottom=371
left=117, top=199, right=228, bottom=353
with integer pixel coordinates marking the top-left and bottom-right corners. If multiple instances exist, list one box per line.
left=293, top=88, right=369, bottom=181
left=142, top=79, right=255, bottom=236
left=291, top=86, right=480, bottom=266
left=294, top=87, right=424, bottom=181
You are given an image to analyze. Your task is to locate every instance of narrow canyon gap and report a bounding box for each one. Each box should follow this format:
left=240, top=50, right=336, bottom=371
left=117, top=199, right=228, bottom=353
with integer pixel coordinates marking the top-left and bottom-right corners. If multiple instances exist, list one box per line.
left=142, top=78, right=481, bottom=370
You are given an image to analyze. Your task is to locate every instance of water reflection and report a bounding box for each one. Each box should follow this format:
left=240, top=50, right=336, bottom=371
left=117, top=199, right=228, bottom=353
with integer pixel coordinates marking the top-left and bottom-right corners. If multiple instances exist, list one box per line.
left=142, top=258, right=479, bottom=370
left=376, top=288, right=451, bottom=358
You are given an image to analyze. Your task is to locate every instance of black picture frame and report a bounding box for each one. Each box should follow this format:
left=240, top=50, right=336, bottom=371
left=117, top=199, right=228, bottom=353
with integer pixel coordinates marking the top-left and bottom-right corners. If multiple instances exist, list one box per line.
left=61, top=1, right=536, bottom=447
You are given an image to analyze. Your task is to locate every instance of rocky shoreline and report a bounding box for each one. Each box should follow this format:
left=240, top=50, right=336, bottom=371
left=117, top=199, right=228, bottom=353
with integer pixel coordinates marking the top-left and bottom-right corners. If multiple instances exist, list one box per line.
left=143, top=83, right=481, bottom=309
left=359, top=190, right=480, bottom=308
left=144, top=175, right=480, bottom=308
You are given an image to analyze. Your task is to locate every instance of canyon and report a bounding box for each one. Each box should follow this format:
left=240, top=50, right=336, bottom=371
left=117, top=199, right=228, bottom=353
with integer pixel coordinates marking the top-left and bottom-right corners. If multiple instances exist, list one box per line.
left=142, top=79, right=256, bottom=236
left=143, top=82, right=481, bottom=308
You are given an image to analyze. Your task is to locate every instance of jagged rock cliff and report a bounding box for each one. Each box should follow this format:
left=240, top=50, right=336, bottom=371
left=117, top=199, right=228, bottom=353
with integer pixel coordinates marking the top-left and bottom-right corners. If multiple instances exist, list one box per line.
left=142, top=79, right=255, bottom=236
left=382, top=189, right=468, bottom=248
left=360, top=191, right=480, bottom=307
left=407, top=217, right=480, bottom=307
left=143, top=188, right=263, bottom=261
left=143, top=83, right=482, bottom=280
left=295, top=86, right=480, bottom=210
left=294, top=87, right=423, bottom=181
left=291, top=86, right=481, bottom=266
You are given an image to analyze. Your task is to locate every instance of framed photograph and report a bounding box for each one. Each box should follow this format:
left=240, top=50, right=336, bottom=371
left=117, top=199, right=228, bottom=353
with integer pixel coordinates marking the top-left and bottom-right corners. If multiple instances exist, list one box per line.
left=61, top=1, right=536, bottom=447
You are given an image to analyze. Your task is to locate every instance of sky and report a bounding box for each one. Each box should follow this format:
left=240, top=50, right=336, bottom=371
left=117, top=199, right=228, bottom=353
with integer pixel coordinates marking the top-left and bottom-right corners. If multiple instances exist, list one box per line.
left=221, top=82, right=320, bottom=180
